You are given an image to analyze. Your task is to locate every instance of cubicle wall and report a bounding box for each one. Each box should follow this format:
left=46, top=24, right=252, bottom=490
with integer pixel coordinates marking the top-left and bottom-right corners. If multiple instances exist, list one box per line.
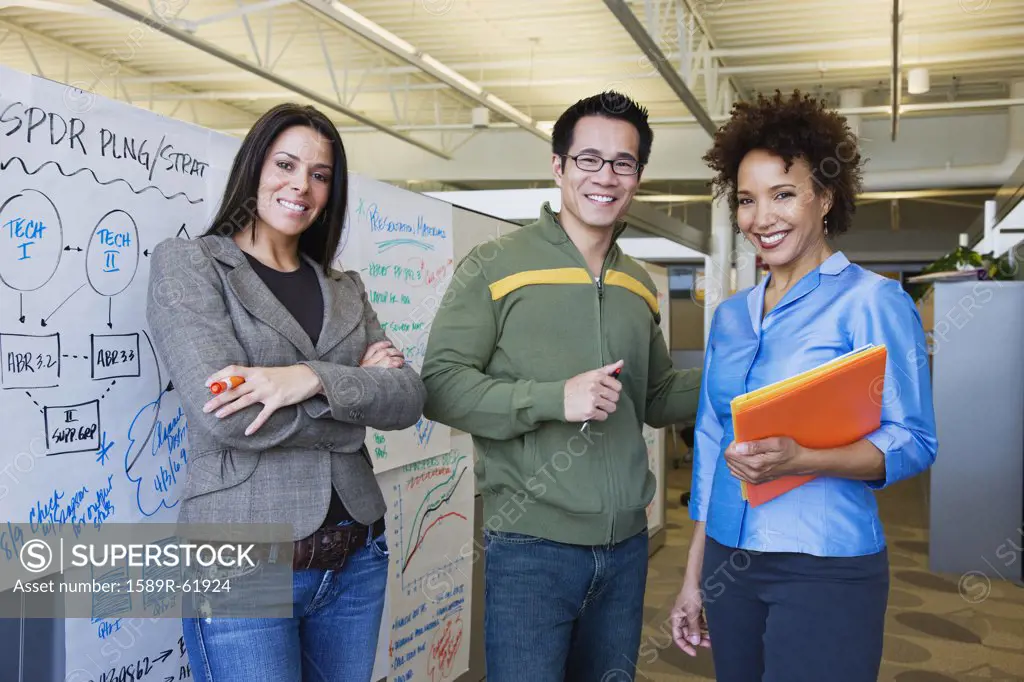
left=929, top=281, right=1024, bottom=585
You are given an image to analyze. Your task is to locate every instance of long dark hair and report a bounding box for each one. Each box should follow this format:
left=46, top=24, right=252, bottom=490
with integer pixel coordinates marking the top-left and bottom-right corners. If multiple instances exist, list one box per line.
left=205, top=103, right=348, bottom=272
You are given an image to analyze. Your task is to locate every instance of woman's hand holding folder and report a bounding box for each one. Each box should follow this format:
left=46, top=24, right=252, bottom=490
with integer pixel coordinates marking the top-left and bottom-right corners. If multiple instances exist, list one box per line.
left=729, top=436, right=888, bottom=491
left=730, top=344, right=888, bottom=506
left=724, top=436, right=808, bottom=485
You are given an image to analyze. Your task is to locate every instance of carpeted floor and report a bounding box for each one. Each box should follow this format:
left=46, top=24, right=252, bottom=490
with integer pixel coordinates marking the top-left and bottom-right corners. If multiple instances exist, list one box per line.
left=637, top=465, right=1024, bottom=681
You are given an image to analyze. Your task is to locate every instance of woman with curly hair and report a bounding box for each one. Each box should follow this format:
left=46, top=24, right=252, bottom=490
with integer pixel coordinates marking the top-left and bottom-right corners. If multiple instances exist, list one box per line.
left=669, top=90, right=938, bottom=681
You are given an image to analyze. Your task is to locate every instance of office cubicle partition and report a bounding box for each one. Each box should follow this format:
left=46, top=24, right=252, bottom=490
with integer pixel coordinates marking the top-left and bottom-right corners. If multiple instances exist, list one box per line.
left=929, top=281, right=1024, bottom=585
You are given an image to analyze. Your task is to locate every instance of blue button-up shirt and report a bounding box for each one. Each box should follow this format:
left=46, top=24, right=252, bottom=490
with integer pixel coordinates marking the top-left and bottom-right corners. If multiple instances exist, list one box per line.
left=691, top=252, right=938, bottom=557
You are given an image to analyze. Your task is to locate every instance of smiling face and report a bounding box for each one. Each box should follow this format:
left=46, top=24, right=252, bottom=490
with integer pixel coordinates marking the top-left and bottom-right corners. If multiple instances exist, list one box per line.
left=735, top=148, right=832, bottom=268
left=254, top=125, right=333, bottom=240
left=552, top=115, right=641, bottom=232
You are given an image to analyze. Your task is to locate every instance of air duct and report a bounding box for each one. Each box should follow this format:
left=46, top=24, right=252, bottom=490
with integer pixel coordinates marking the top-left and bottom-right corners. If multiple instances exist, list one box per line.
left=863, top=79, right=1024, bottom=191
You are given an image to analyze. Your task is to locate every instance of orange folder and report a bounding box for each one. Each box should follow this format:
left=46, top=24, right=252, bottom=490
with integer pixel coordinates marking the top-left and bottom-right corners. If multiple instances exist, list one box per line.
left=730, top=344, right=887, bottom=507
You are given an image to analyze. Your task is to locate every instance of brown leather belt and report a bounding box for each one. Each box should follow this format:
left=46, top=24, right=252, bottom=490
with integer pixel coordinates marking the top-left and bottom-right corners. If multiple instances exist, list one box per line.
left=291, top=517, right=386, bottom=571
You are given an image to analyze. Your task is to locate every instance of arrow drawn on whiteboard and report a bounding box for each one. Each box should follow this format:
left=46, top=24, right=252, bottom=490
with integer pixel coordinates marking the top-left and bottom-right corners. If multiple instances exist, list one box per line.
left=19, top=293, right=25, bottom=323
left=0, top=157, right=204, bottom=205
left=41, top=283, right=86, bottom=326
left=107, top=299, right=113, bottom=329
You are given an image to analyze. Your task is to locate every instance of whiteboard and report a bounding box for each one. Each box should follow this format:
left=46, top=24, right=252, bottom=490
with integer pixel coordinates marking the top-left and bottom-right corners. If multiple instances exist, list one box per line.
left=0, top=63, right=235, bottom=678
left=333, top=174, right=453, bottom=473
left=0, top=65, right=475, bottom=682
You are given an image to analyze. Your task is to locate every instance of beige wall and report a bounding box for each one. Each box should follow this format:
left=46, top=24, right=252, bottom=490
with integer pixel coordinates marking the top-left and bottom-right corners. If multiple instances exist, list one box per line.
left=670, top=298, right=705, bottom=350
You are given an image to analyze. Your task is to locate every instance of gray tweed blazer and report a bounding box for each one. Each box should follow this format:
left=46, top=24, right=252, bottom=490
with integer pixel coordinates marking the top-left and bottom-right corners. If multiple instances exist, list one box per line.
left=146, top=234, right=426, bottom=541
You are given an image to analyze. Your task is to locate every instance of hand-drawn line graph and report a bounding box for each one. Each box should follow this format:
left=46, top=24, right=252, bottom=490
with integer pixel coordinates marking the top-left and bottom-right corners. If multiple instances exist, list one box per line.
left=394, top=452, right=472, bottom=593
left=402, top=455, right=467, bottom=573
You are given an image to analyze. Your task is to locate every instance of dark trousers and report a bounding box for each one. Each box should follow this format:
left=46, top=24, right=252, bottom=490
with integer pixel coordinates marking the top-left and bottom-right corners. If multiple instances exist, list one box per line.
left=702, top=537, right=889, bottom=682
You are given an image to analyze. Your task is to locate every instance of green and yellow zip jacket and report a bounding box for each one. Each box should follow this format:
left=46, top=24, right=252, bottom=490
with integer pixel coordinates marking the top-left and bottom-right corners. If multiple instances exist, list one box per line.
left=421, top=202, right=702, bottom=546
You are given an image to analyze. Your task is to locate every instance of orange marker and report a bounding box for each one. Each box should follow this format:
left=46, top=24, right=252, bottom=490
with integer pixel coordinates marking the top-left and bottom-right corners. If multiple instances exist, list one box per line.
left=210, top=376, right=245, bottom=395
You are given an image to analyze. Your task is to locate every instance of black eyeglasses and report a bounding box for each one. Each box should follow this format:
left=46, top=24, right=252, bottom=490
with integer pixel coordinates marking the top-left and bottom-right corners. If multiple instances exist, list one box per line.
left=563, top=153, right=642, bottom=176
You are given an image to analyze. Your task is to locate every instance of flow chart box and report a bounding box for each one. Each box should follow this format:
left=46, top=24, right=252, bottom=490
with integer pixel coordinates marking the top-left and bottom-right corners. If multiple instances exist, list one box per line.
left=44, top=399, right=100, bottom=455
left=0, top=333, right=60, bottom=389
left=91, top=333, right=140, bottom=380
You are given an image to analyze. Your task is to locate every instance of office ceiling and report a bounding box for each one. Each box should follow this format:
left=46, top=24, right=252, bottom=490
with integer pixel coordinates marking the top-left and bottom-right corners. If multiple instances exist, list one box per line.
left=1, top=0, right=1021, bottom=140
left=1, top=0, right=1022, bottom=253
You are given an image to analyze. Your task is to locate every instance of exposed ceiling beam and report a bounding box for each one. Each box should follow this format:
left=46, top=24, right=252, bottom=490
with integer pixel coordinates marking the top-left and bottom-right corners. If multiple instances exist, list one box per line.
left=88, top=0, right=451, bottom=159
left=184, top=0, right=295, bottom=29
left=112, top=41, right=1024, bottom=88
left=204, top=97, right=1024, bottom=136
left=716, top=47, right=1024, bottom=76
left=634, top=187, right=1011, bottom=204
left=0, top=16, right=259, bottom=126
left=890, top=0, right=902, bottom=141
left=296, top=0, right=551, bottom=143
left=624, top=199, right=707, bottom=252
left=0, top=0, right=115, bottom=17
left=677, top=0, right=749, bottom=103
left=602, top=0, right=717, bottom=137
left=705, top=25, right=1024, bottom=59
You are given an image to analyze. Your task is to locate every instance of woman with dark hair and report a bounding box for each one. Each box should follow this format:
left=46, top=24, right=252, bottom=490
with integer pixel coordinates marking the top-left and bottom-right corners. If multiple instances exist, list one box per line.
left=669, top=91, right=938, bottom=681
left=146, top=103, right=426, bottom=681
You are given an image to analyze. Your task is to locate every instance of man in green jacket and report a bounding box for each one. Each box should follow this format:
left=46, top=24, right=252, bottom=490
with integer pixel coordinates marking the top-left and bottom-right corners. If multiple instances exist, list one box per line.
left=420, top=92, right=702, bottom=681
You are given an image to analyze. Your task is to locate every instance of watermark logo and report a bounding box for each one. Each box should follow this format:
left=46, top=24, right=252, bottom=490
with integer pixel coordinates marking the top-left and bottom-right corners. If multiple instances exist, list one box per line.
left=598, top=86, right=635, bottom=115
left=958, top=0, right=992, bottom=14
left=690, top=269, right=726, bottom=309
left=421, top=0, right=456, bottom=16
left=62, top=82, right=97, bottom=115
left=20, top=539, right=52, bottom=573
left=869, top=373, right=902, bottom=409
left=957, top=570, right=992, bottom=603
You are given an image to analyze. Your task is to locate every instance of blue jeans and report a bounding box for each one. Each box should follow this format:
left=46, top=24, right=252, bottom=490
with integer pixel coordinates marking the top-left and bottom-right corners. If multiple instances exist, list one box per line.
left=181, top=530, right=389, bottom=682
left=483, top=528, right=649, bottom=682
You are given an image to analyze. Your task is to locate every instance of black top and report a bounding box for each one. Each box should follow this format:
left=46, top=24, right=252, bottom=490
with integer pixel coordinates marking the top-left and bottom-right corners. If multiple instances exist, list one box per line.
left=244, top=253, right=353, bottom=527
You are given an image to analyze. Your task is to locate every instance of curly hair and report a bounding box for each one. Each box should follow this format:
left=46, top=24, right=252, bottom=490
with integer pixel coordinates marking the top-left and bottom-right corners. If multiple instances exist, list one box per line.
left=702, top=90, right=865, bottom=236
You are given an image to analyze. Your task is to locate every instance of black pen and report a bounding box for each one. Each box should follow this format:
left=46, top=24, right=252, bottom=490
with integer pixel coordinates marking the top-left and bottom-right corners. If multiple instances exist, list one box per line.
left=580, top=367, right=622, bottom=432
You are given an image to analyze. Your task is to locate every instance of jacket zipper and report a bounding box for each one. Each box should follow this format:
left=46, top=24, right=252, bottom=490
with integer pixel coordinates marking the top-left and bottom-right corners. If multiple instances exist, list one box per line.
left=570, top=237, right=620, bottom=546
left=596, top=254, right=616, bottom=546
